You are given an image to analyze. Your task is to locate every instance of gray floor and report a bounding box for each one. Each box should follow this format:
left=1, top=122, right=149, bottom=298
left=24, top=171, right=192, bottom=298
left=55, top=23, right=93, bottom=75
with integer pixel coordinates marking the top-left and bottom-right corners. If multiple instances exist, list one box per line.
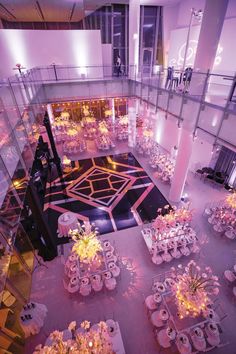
left=25, top=142, right=236, bottom=354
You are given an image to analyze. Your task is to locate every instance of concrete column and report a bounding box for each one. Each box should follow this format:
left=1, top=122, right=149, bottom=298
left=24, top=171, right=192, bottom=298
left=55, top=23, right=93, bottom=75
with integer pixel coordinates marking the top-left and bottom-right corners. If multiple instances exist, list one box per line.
left=129, top=0, right=140, bottom=79
left=191, top=0, right=229, bottom=95
left=169, top=126, right=193, bottom=202
left=47, top=103, right=55, bottom=124
left=194, top=0, right=229, bottom=71
left=128, top=98, right=137, bottom=147
left=169, top=102, right=199, bottom=202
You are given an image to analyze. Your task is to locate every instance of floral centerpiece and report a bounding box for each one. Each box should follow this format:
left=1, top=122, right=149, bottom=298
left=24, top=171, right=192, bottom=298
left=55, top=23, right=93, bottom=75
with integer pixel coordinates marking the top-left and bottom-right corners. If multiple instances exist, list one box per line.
left=33, top=320, right=115, bottom=354
left=152, top=206, right=193, bottom=238
left=171, top=260, right=220, bottom=318
left=69, top=224, right=102, bottom=264
left=225, top=192, right=236, bottom=210
left=98, top=121, right=109, bottom=135
left=118, top=115, right=128, bottom=126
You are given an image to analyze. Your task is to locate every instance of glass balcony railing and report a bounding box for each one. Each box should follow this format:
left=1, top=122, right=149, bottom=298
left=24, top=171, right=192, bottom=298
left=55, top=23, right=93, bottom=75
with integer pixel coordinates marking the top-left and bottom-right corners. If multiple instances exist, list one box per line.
left=4, top=64, right=235, bottom=111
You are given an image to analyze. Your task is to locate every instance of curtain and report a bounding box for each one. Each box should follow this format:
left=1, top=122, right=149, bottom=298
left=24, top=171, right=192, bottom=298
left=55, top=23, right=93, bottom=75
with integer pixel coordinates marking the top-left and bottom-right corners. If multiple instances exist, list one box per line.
left=214, top=146, right=236, bottom=182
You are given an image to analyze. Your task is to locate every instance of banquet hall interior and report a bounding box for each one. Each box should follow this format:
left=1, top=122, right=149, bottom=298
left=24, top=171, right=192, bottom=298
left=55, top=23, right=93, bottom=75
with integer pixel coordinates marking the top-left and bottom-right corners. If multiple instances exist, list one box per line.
left=0, top=0, right=236, bottom=353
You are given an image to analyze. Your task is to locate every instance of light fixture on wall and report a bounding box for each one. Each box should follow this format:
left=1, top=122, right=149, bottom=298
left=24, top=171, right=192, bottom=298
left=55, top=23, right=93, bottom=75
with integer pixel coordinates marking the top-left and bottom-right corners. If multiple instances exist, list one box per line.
left=13, top=63, right=26, bottom=75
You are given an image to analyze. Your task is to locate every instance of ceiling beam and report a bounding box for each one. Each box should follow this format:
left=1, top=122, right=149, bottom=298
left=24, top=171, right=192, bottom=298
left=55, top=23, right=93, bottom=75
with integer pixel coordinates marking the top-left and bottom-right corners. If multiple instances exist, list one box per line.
left=35, top=1, right=45, bottom=21
left=0, top=2, right=17, bottom=20
left=69, top=2, right=76, bottom=22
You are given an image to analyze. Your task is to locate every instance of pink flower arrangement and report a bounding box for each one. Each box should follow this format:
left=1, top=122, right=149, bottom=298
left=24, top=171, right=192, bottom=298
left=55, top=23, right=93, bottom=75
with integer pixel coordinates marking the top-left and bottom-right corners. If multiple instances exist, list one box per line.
left=152, top=207, right=193, bottom=236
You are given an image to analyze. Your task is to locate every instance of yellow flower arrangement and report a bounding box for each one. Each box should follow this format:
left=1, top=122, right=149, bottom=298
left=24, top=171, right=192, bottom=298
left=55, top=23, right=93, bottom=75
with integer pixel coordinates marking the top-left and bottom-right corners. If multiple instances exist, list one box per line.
left=33, top=320, right=115, bottom=354
left=226, top=192, right=236, bottom=209
left=172, top=260, right=220, bottom=318
left=69, top=225, right=102, bottom=263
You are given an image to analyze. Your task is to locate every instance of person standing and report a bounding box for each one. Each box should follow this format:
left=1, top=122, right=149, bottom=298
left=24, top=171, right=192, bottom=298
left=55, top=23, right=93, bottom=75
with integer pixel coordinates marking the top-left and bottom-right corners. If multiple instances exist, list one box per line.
left=116, top=55, right=122, bottom=77
left=165, top=66, right=173, bottom=89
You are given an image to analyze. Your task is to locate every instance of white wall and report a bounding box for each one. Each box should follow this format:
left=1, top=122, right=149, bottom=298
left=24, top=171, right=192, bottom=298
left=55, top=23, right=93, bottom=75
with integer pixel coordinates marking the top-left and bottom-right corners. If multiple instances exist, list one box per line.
left=162, top=4, right=179, bottom=66
left=102, top=44, right=112, bottom=77
left=164, top=0, right=236, bottom=73
left=167, top=17, right=236, bottom=75
left=149, top=110, right=214, bottom=172
left=0, top=29, right=103, bottom=79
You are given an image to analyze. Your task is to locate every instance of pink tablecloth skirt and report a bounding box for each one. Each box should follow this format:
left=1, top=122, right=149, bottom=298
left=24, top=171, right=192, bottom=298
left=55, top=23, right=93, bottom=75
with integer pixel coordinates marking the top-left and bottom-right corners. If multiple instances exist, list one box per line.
left=58, top=212, right=78, bottom=237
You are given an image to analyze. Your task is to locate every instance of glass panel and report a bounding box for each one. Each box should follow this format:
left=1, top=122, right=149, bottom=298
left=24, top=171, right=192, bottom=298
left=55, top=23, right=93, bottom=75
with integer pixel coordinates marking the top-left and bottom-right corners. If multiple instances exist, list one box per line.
left=143, top=16, right=156, bottom=48
left=14, top=224, right=34, bottom=273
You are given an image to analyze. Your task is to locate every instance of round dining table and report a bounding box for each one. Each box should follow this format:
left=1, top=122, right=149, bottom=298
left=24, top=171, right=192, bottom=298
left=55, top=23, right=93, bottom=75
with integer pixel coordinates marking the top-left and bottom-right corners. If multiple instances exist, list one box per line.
left=58, top=212, right=78, bottom=237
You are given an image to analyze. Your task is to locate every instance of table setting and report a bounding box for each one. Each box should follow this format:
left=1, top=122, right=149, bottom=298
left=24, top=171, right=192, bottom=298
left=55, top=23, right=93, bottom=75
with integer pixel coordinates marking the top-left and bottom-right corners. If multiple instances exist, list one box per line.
left=57, top=211, right=78, bottom=238
left=115, top=115, right=128, bottom=141
left=63, top=224, right=120, bottom=294
left=142, top=207, right=200, bottom=265
left=96, top=134, right=115, bottom=151
left=205, top=193, right=236, bottom=240
left=33, top=319, right=126, bottom=353
left=63, top=139, right=87, bottom=154
left=149, top=148, right=176, bottom=183
left=20, top=302, right=47, bottom=338
left=145, top=261, right=228, bottom=353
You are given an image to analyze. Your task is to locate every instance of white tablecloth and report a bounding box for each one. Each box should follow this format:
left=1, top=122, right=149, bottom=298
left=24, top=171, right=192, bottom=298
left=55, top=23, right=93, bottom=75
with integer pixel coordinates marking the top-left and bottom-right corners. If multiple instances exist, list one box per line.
left=109, top=322, right=126, bottom=354
left=58, top=212, right=78, bottom=237
left=20, top=302, right=47, bottom=338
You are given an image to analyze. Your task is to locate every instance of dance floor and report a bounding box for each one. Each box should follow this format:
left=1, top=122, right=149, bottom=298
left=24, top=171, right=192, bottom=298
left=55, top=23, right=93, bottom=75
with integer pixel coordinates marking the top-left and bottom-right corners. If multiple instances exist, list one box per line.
left=43, top=152, right=170, bottom=242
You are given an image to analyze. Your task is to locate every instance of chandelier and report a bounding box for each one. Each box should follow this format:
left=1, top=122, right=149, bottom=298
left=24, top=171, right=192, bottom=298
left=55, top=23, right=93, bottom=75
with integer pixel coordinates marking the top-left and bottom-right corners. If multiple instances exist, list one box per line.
left=69, top=224, right=102, bottom=263
left=172, top=260, right=220, bottom=318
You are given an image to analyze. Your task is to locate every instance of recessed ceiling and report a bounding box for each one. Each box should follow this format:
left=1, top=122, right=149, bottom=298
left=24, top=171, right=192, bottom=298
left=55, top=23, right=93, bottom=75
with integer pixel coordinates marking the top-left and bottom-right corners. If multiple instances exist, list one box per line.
left=0, top=0, right=181, bottom=22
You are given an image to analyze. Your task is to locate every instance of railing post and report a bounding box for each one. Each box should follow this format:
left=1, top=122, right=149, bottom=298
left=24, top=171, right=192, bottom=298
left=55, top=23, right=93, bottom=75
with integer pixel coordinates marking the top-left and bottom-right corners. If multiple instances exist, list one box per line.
left=201, top=69, right=210, bottom=102
left=52, top=64, right=58, bottom=81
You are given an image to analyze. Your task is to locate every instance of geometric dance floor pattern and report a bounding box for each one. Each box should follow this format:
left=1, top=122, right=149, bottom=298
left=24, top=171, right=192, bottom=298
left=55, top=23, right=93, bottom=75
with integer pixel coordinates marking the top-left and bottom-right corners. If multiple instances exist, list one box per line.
left=43, top=152, right=170, bottom=243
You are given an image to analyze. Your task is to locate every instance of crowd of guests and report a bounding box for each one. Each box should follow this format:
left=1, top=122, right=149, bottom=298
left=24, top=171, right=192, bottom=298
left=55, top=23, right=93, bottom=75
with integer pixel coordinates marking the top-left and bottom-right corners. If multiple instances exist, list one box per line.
left=165, top=66, right=193, bottom=93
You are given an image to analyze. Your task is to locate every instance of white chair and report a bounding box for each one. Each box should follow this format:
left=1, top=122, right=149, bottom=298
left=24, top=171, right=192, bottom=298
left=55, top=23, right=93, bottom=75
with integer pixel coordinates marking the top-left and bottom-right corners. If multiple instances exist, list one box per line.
left=213, top=224, right=224, bottom=233
left=170, top=249, right=181, bottom=259
left=162, top=252, right=172, bottom=262
left=105, top=277, right=117, bottom=291
left=176, top=333, right=192, bottom=354
left=63, top=279, right=68, bottom=291
left=157, top=327, right=176, bottom=349
left=224, top=270, right=236, bottom=283
left=225, top=230, right=236, bottom=240
left=151, top=309, right=169, bottom=328
left=152, top=255, right=163, bottom=265
left=208, top=217, right=216, bottom=225
left=68, top=278, right=80, bottom=294
left=180, top=246, right=191, bottom=257
left=111, top=266, right=120, bottom=278
left=145, top=295, right=157, bottom=311
left=205, top=322, right=220, bottom=347
left=233, top=287, right=236, bottom=298
left=79, top=284, right=92, bottom=296
left=190, top=327, right=206, bottom=352
left=204, top=207, right=212, bottom=216
left=91, top=275, right=103, bottom=292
